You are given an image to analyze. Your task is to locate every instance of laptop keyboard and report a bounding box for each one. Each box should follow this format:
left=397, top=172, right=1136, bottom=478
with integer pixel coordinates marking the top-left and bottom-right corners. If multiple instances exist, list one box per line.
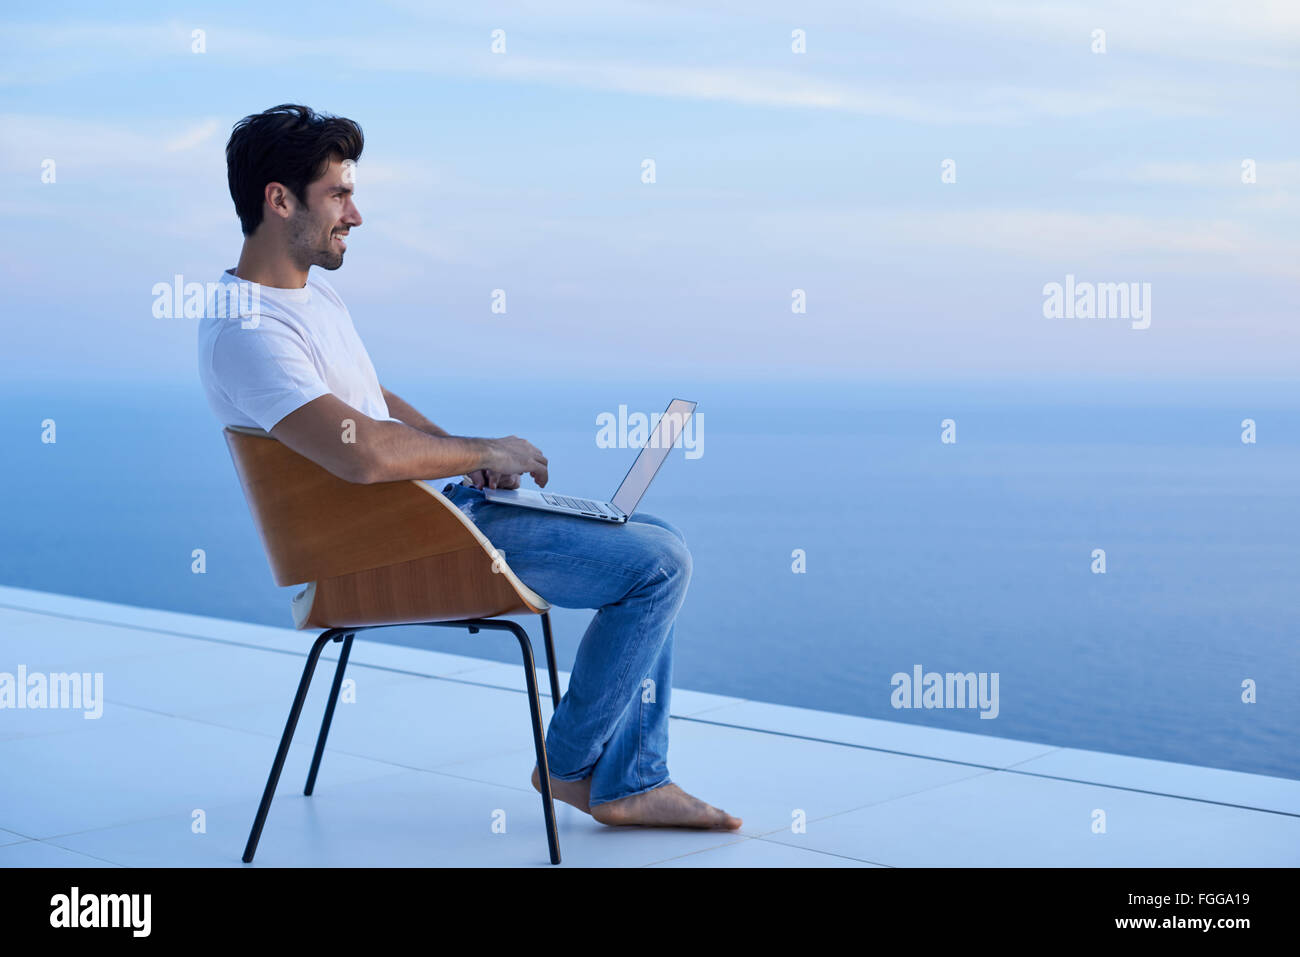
left=543, top=493, right=608, bottom=514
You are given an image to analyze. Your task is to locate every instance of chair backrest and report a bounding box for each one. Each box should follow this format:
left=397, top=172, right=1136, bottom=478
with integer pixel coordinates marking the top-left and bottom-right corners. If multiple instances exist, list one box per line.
left=222, top=426, right=548, bottom=623
left=223, top=426, right=478, bottom=584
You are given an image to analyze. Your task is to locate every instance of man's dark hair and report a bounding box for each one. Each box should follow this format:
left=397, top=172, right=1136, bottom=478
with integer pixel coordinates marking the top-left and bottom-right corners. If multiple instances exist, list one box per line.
left=226, top=104, right=364, bottom=237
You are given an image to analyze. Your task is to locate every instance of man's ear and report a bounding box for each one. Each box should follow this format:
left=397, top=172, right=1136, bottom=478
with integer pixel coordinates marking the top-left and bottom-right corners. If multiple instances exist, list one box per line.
left=263, top=181, right=295, bottom=222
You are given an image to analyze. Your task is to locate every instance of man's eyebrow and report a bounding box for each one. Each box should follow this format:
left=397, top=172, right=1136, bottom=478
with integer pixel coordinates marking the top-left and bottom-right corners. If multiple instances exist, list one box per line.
left=330, top=185, right=353, bottom=195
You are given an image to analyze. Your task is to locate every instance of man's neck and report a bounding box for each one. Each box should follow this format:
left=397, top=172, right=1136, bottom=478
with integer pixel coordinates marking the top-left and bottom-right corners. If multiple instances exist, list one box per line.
left=234, top=234, right=309, bottom=289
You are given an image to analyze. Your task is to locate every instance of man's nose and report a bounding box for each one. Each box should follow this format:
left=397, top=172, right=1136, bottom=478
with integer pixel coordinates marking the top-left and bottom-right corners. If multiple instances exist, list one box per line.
left=344, top=200, right=362, bottom=227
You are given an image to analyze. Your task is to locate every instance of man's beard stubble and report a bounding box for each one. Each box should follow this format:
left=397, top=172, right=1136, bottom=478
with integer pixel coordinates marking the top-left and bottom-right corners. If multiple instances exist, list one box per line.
left=287, top=210, right=344, bottom=271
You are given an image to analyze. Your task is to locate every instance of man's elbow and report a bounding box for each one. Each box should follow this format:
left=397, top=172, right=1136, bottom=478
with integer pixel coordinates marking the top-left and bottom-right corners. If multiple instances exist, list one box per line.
left=335, top=448, right=386, bottom=485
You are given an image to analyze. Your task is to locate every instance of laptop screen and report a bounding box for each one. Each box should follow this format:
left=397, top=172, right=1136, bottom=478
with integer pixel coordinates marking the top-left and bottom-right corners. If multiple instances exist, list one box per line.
left=611, top=399, right=697, bottom=516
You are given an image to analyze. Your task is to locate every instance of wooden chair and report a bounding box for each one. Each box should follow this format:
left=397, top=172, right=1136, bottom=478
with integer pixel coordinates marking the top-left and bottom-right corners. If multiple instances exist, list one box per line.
left=223, top=425, right=563, bottom=865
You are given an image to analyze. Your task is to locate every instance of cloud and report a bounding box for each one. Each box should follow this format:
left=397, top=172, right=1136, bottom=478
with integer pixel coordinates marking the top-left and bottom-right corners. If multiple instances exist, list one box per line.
left=1, top=14, right=1280, bottom=125
left=903, top=0, right=1300, bottom=70
left=0, top=113, right=227, bottom=175
left=164, top=118, right=221, bottom=152
left=1080, top=160, right=1300, bottom=187
left=746, top=205, right=1300, bottom=279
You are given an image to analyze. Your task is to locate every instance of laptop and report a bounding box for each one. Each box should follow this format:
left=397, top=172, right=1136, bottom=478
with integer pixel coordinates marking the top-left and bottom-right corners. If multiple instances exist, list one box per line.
left=480, top=398, right=697, bottom=523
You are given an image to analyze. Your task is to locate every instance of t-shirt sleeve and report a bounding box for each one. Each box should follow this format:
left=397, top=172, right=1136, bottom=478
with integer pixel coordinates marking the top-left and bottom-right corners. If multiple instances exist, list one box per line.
left=208, top=321, right=332, bottom=431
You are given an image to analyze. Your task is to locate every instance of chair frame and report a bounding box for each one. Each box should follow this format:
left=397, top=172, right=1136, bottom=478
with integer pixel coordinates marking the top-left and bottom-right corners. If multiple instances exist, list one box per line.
left=222, top=426, right=567, bottom=865
left=241, top=615, right=564, bottom=866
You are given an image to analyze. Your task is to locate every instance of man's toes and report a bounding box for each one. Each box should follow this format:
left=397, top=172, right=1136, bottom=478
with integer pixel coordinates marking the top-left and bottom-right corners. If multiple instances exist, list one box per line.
left=704, top=803, right=741, bottom=829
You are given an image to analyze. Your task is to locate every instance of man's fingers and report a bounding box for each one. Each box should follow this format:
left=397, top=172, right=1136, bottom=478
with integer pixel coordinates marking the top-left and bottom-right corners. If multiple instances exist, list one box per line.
left=485, top=469, right=521, bottom=490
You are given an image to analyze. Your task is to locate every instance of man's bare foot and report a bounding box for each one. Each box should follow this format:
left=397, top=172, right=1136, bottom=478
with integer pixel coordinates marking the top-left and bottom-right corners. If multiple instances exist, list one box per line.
left=590, top=782, right=742, bottom=830
left=531, top=765, right=592, bottom=814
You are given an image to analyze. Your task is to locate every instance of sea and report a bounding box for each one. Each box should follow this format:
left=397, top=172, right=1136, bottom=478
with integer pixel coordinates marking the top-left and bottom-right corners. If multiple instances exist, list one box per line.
left=1, top=376, right=1296, bottom=780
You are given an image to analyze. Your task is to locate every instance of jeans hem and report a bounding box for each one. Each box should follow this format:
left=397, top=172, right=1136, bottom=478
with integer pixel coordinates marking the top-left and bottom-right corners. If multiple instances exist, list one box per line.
left=545, top=764, right=593, bottom=783
left=589, top=775, right=672, bottom=808
left=543, top=725, right=596, bottom=781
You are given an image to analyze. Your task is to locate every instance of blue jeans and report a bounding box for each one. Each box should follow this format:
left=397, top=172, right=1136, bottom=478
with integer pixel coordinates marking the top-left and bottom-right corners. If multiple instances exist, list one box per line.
left=441, top=481, right=691, bottom=807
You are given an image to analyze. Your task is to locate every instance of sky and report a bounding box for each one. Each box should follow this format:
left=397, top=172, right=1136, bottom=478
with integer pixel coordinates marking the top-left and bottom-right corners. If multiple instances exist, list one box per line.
left=0, top=0, right=1296, bottom=386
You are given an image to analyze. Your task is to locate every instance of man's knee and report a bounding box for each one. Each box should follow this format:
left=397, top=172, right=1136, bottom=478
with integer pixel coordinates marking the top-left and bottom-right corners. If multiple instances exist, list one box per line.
left=628, top=526, right=690, bottom=590
left=631, top=512, right=687, bottom=547
left=654, top=531, right=692, bottom=585
left=609, top=528, right=691, bottom=606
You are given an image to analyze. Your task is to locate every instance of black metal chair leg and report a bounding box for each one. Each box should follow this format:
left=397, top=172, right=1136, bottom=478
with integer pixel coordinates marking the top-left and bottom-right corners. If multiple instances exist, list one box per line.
left=305, top=632, right=354, bottom=795
left=247, top=618, right=563, bottom=865
left=541, top=611, right=562, bottom=707
left=242, top=628, right=342, bottom=863
left=423, top=617, right=561, bottom=863
left=503, top=620, right=562, bottom=865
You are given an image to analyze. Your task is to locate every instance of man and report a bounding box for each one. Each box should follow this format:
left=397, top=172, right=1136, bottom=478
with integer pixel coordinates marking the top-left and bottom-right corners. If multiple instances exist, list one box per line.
left=198, top=104, right=740, bottom=831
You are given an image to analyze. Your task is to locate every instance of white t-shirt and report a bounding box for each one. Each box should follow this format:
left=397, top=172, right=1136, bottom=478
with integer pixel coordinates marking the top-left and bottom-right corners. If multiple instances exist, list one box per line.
left=197, top=267, right=393, bottom=431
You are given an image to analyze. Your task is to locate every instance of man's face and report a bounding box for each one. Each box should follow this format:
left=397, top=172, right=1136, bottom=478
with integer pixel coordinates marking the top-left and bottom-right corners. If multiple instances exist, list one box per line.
left=286, top=155, right=362, bottom=271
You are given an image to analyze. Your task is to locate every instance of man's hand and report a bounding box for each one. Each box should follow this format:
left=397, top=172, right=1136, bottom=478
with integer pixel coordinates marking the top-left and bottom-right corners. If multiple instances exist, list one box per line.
left=491, top=435, right=548, bottom=487
left=465, top=469, right=521, bottom=490
left=379, top=386, right=547, bottom=487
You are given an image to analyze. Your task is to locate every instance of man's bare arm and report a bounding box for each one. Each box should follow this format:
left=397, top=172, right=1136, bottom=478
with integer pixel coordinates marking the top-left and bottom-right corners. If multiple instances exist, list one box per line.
left=381, top=386, right=449, bottom=437
left=381, top=385, right=524, bottom=490
left=269, top=393, right=548, bottom=486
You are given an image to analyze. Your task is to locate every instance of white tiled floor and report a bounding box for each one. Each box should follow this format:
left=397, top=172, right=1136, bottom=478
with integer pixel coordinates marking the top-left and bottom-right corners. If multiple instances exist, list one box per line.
left=1, top=585, right=1297, bottom=867
left=758, top=770, right=1300, bottom=867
